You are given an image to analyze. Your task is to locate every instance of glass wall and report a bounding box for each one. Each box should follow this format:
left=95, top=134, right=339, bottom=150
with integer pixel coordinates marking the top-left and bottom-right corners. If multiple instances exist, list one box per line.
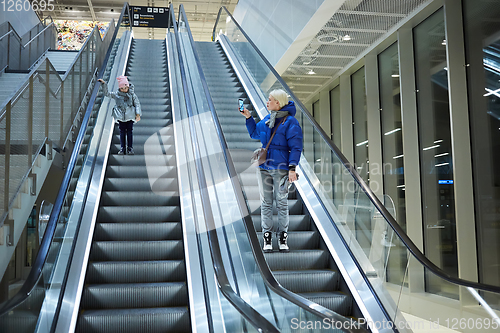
left=233, top=0, right=325, bottom=66
left=413, top=8, right=458, bottom=298
left=330, top=85, right=341, bottom=149
left=378, top=42, right=408, bottom=286
left=379, top=42, right=405, bottom=228
left=463, top=0, right=500, bottom=305
left=352, top=67, right=368, bottom=184
left=312, top=100, right=322, bottom=174
left=312, top=99, right=319, bottom=119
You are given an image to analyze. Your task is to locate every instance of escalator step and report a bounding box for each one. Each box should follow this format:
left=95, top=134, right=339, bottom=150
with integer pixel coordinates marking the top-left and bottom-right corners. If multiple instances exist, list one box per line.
left=105, top=166, right=177, bottom=179
left=94, top=222, right=182, bottom=241
left=100, top=191, right=179, bottom=206
left=299, top=292, right=352, bottom=316
left=90, top=240, right=184, bottom=261
left=109, top=142, right=174, bottom=155
left=107, top=154, right=175, bottom=167
left=86, top=260, right=186, bottom=284
left=256, top=231, right=319, bottom=249
left=77, top=307, right=190, bottom=333
left=97, top=206, right=181, bottom=222
left=81, top=282, right=188, bottom=309
left=273, top=270, right=339, bottom=293
left=102, top=178, right=177, bottom=192
left=263, top=249, right=328, bottom=270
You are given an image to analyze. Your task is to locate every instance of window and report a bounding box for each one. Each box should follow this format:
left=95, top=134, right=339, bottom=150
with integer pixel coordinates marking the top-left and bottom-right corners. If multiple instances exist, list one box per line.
left=414, top=8, right=458, bottom=298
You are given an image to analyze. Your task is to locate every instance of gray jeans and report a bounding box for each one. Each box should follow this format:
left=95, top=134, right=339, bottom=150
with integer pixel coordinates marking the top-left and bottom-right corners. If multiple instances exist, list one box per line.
left=257, top=168, right=289, bottom=234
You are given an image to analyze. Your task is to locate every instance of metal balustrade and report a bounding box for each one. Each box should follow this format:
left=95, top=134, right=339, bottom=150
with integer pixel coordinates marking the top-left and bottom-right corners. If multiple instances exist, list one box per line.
left=0, top=18, right=117, bottom=243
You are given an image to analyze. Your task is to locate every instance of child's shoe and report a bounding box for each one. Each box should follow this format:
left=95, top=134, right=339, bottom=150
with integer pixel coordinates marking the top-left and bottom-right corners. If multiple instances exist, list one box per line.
left=118, top=148, right=125, bottom=155
left=127, top=147, right=134, bottom=155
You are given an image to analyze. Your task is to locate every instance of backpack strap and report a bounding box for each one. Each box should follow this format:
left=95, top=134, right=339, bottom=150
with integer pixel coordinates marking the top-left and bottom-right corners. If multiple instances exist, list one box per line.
left=264, top=116, right=287, bottom=150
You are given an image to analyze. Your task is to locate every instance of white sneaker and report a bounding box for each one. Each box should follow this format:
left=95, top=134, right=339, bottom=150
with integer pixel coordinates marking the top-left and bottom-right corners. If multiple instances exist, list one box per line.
left=263, top=232, right=272, bottom=253
left=279, top=231, right=289, bottom=252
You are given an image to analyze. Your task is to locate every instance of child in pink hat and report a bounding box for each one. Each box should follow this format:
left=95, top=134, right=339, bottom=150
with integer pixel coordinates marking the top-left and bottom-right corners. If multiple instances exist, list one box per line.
left=98, top=76, right=142, bottom=155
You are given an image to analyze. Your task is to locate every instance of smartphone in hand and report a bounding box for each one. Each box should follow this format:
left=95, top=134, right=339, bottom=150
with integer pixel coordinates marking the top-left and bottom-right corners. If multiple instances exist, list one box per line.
left=238, top=98, right=245, bottom=112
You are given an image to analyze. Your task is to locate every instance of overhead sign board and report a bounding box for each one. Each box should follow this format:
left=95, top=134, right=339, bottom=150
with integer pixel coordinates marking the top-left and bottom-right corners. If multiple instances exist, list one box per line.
left=131, top=6, right=170, bottom=28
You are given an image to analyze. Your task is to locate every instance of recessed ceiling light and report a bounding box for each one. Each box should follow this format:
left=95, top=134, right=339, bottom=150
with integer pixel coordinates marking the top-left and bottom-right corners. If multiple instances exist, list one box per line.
left=307, top=69, right=316, bottom=75
left=343, top=34, right=352, bottom=41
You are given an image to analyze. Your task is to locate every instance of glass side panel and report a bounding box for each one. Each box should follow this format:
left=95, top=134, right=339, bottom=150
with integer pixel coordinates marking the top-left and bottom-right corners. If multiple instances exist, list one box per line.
left=413, top=8, right=458, bottom=298
left=463, top=0, right=500, bottom=309
left=378, top=42, right=408, bottom=287
left=211, top=4, right=500, bottom=330
left=178, top=10, right=360, bottom=332
left=352, top=67, right=368, bottom=184
left=330, top=85, right=341, bottom=148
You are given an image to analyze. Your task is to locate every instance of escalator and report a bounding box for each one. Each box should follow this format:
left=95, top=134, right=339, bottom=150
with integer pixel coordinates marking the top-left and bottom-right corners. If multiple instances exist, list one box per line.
left=196, top=42, right=358, bottom=319
left=76, top=39, right=191, bottom=333
left=3, top=4, right=500, bottom=332
left=193, top=6, right=500, bottom=332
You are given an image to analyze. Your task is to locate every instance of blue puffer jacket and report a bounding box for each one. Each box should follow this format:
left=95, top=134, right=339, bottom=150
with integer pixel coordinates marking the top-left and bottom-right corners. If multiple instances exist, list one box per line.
left=246, top=101, right=303, bottom=170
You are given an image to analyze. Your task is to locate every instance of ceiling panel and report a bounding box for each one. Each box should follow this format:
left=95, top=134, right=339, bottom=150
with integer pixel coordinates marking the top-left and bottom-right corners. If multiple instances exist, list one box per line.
left=39, top=0, right=432, bottom=103
left=41, top=0, right=238, bottom=41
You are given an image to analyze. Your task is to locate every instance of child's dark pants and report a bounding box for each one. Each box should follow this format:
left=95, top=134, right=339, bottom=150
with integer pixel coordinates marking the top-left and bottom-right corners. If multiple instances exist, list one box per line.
left=118, top=120, right=134, bottom=150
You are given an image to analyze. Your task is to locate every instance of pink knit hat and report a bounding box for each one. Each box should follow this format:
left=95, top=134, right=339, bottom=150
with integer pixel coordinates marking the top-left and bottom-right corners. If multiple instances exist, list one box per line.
left=117, top=75, right=129, bottom=88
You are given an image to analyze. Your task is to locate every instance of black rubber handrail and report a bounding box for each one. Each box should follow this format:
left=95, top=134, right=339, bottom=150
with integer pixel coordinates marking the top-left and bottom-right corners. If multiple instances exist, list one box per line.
left=171, top=5, right=279, bottom=333
left=180, top=5, right=368, bottom=333
left=212, top=6, right=500, bottom=295
left=0, top=3, right=128, bottom=317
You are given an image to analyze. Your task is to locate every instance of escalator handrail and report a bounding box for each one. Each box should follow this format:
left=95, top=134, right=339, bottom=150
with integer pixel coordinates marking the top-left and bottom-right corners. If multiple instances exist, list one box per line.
left=171, top=5, right=279, bottom=333
left=213, top=6, right=500, bottom=295
left=180, top=5, right=368, bottom=333
left=0, top=3, right=130, bottom=318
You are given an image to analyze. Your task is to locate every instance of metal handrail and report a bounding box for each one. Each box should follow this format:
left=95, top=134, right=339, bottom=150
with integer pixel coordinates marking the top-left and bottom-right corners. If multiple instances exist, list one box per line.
left=0, top=19, right=52, bottom=47
left=0, top=30, right=13, bottom=41
left=171, top=5, right=279, bottom=332
left=23, top=22, right=55, bottom=48
left=0, top=15, right=115, bottom=118
left=180, top=5, right=367, bottom=332
left=0, top=3, right=126, bottom=318
left=212, top=5, right=500, bottom=295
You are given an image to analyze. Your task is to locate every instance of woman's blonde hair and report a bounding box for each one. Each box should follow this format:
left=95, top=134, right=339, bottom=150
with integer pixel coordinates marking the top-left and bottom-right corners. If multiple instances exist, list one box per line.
left=269, top=89, right=288, bottom=110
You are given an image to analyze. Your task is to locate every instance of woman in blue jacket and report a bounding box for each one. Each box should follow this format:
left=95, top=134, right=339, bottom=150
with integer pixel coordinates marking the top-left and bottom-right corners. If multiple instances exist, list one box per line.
left=240, top=89, right=303, bottom=252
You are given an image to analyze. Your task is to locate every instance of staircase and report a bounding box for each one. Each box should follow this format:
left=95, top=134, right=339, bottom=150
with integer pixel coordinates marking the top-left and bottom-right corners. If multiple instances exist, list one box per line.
left=195, top=41, right=355, bottom=317
left=46, top=50, right=78, bottom=73
left=0, top=38, right=121, bottom=333
left=76, top=39, right=190, bottom=333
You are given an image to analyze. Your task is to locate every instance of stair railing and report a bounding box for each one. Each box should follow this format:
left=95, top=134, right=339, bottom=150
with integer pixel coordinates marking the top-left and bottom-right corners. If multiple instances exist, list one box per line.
left=0, top=5, right=127, bottom=329
left=0, top=16, right=57, bottom=72
left=0, top=12, right=115, bottom=249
